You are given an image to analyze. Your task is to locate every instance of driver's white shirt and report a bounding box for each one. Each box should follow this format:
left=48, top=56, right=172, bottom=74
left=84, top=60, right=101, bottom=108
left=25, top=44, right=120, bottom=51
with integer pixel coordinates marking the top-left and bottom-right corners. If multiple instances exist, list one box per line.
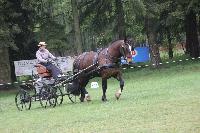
left=36, top=49, right=56, bottom=63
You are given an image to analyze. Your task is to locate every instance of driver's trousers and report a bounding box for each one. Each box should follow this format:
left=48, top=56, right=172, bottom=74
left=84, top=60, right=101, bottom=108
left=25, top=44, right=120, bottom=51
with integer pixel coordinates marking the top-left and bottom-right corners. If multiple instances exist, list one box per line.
left=39, top=62, right=62, bottom=79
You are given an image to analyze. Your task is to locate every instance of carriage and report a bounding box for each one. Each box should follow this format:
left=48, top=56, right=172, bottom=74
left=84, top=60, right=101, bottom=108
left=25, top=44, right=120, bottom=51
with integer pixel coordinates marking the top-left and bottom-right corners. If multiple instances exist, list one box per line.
left=15, top=39, right=133, bottom=111
left=15, top=58, right=100, bottom=111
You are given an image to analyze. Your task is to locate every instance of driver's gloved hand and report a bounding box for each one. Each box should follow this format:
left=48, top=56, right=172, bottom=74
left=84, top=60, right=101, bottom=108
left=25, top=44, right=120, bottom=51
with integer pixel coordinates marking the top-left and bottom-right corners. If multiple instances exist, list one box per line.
left=46, top=59, right=52, bottom=64
left=46, top=60, right=50, bottom=65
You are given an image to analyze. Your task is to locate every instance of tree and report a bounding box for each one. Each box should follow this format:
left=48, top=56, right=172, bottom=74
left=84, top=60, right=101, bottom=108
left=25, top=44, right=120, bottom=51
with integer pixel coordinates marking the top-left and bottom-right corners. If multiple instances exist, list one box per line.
left=0, top=47, right=12, bottom=83
left=0, top=0, right=17, bottom=83
left=158, top=0, right=184, bottom=59
left=71, top=0, right=83, bottom=54
left=177, top=0, right=200, bottom=57
left=0, top=19, right=12, bottom=83
left=78, top=0, right=131, bottom=52
left=143, top=0, right=162, bottom=67
left=185, top=9, right=199, bottom=57
left=115, top=0, right=126, bottom=39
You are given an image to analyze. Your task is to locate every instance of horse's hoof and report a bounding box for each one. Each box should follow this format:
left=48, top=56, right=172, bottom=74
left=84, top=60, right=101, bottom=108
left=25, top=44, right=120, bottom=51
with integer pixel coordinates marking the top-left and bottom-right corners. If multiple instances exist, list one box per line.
left=102, top=96, right=107, bottom=102
left=85, top=94, right=91, bottom=102
left=115, top=89, right=121, bottom=100
left=79, top=97, right=84, bottom=102
left=102, top=99, right=107, bottom=102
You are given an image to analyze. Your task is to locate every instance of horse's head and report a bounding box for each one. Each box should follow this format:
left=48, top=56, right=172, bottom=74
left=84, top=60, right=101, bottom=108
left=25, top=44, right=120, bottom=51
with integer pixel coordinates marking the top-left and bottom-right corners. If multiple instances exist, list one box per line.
left=119, top=38, right=134, bottom=63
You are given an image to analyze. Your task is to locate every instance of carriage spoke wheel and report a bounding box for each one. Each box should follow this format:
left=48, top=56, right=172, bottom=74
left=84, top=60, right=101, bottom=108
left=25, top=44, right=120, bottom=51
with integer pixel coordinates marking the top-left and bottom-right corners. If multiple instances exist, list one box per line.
left=49, top=95, right=57, bottom=107
left=68, top=94, right=77, bottom=103
left=39, top=86, right=56, bottom=108
left=15, top=90, right=31, bottom=111
left=39, top=89, right=48, bottom=108
left=54, top=86, right=63, bottom=105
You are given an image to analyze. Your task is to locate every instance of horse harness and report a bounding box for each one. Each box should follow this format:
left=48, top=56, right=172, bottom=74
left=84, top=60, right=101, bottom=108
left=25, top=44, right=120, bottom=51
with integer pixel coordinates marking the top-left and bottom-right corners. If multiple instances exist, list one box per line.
left=73, top=41, right=129, bottom=75
left=73, top=52, right=99, bottom=73
left=98, top=41, right=129, bottom=69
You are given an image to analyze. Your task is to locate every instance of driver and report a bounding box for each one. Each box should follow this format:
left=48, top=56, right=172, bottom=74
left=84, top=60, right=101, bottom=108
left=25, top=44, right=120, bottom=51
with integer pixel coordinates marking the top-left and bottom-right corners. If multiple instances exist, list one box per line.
left=34, top=42, right=62, bottom=97
left=36, top=42, right=62, bottom=79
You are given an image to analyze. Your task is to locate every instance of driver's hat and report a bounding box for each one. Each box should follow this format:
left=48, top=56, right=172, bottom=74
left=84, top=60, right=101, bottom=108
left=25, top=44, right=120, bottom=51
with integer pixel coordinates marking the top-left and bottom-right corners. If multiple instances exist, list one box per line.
left=38, top=42, right=47, bottom=47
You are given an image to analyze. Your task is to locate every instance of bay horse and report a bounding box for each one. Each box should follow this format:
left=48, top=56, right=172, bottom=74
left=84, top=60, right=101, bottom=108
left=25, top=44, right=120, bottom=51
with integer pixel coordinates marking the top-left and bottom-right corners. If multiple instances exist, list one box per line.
left=69, top=39, right=133, bottom=102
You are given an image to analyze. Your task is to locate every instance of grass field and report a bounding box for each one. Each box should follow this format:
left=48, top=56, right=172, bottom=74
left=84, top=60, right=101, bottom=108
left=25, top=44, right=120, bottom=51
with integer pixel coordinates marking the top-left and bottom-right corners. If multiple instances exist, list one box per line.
left=0, top=60, right=200, bottom=133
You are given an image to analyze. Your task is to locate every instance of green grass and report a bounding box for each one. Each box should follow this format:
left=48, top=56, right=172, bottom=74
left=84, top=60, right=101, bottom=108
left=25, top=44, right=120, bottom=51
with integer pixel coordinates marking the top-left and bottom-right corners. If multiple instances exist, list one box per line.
left=0, top=61, right=200, bottom=133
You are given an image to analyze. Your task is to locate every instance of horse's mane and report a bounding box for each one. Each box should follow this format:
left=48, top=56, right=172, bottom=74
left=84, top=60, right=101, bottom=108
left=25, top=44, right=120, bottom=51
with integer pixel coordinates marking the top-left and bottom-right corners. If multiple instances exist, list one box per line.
left=96, top=39, right=124, bottom=53
left=108, top=39, right=118, bottom=45
left=108, top=39, right=124, bottom=46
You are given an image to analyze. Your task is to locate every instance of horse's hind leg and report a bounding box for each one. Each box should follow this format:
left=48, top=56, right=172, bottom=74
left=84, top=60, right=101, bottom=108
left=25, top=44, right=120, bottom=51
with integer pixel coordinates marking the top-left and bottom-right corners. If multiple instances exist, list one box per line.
left=80, top=88, right=87, bottom=102
left=102, top=78, right=107, bottom=101
left=79, top=79, right=91, bottom=102
left=80, top=88, right=91, bottom=102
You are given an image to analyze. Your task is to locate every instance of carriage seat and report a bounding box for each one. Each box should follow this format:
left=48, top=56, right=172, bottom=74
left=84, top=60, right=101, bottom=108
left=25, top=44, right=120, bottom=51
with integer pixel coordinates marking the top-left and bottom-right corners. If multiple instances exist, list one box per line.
left=34, top=64, right=52, bottom=78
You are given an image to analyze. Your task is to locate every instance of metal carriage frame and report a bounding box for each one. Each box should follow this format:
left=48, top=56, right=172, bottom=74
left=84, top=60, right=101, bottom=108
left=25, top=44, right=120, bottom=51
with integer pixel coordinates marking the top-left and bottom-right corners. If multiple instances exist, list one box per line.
left=15, top=63, right=98, bottom=111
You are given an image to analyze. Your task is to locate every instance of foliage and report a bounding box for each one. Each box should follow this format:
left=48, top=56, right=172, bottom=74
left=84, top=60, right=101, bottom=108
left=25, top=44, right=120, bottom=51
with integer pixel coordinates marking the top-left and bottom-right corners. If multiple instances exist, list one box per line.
left=0, top=0, right=200, bottom=81
left=0, top=0, right=18, bottom=49
left=1, top=0, right=199, bottom=56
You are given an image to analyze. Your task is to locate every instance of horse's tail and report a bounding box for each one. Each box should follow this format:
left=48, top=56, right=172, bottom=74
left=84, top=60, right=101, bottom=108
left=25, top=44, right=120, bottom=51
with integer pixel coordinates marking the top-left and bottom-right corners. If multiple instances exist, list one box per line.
left=73, top=56, right=80, bottom=74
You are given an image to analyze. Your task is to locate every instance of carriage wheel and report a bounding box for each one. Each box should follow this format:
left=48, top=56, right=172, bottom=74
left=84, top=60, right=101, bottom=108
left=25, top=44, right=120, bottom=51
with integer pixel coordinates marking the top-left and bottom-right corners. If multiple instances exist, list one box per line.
left=48, top=95, right=57, bottom=107
left=54, top=86, right=63, bottom=105
left=15, top=89, right=31, bottom=111
left=39, top=86, right=56, bottom=108
left=68, top=94, right=77, bottom=103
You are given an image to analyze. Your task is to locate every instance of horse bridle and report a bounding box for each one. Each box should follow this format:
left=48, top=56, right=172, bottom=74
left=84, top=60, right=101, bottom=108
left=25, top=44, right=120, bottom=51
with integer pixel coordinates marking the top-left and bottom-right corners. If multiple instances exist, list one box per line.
left=120, top=42, right=131, bottom=59
left=99, top=41, right=132, bottom=66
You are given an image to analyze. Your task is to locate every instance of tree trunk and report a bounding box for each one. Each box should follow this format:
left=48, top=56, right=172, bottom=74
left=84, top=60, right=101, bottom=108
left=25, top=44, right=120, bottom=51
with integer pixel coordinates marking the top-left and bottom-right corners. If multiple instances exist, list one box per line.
left=0, top=47, right=11, bottom=84
left=167, top=28, right=173, bottom=59
left=198, top=13, right=200, bottom=35
left=198, top=13, right=200, bottom=48
left=145, top=16, right=161, bottom=68
left=185, top=10, right=199, bottom=58
left=71, top=0, right=83, bottom=54
left=115, top=0, right=126, bottom=39
left=148, top=32, right=162, bottom=67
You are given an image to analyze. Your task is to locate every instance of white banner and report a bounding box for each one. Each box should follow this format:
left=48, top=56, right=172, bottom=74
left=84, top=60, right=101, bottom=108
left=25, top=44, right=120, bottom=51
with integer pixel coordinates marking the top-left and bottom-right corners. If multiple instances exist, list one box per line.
left=14, top=56, right=74, bottom=76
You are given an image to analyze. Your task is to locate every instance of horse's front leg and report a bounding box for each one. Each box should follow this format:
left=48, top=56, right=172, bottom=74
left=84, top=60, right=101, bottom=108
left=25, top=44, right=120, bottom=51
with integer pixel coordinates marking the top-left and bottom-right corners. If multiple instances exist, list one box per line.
left=102, top=78, right=107, bottom=101
left=119, top=76, right=124, bottom=92
left=115, top=72, right=124, bottom=100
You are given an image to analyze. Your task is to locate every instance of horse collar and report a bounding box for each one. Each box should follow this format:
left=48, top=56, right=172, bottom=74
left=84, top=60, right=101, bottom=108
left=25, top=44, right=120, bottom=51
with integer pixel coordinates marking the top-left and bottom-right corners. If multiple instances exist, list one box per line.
left=105, top=48, right=119, bottom=62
